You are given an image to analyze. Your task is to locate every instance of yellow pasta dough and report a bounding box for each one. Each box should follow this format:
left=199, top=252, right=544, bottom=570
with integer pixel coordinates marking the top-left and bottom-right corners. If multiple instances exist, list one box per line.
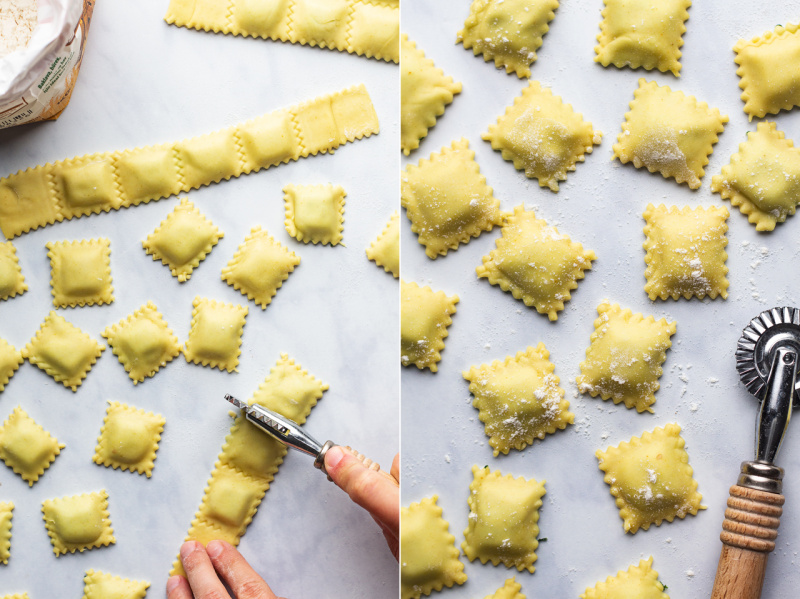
left=184, top=297, right=248, bottom=372
left=401, top=35, right=462, bottom=156
left=46, top=238, right=114, bottom=307
left=464, top=344, right=573, bottom=456
left=595, top=0, right=690, bottom=76
left=1, top=594, right=28, bottom=599
left=596, top=423, right=704, bottom=533
left=483, top=81, right=601, bottom=191
left=221, top=226, right=301, bottom=309
left=42, top=490, right=115, bottom=556
left=462, top=465, right=545, bottom=573
left=0, top=502, right=12, bottom=565
left=711, top=122, right=800, bottom=231
left=93, top=401, right=166, bottom=478
left=401, top=495, right=467, bottom=599
left=613, top=79, right=728, bottom=189
left=0, top=407, right=64, bottom=486
left=735, top=23, right=800, bottom=120
left=643, top=204, right=729, bottom=301
left=484, top=578, right=526, bottom=599
left=366, top=212, right=400, bottom=277
left=82, top=569, right=150, bottom=599
left=477, top=205, right=595, bottom=320
left=283, top=183, right=345, bottom=245
left=581, top=557, right=669, bottom=599
left=457, top=0, right=559, bottom=78
left=577, top=302, right=676, bottom=413
left=400, top=281, right=458, bottom=372
left=102, top=302, right=181, bottom=384
left=0, top=241, right=26, bottom=300
left=0, top=338, right=23, bottom=393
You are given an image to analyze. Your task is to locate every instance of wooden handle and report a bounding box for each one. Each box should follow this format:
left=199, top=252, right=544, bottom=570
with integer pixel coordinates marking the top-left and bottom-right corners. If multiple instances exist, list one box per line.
left=710, top=485, right=784, bottom=599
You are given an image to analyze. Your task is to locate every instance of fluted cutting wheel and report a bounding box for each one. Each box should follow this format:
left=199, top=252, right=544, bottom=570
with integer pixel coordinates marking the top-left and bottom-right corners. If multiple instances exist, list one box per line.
left=736, top=306, right=800, bottom=408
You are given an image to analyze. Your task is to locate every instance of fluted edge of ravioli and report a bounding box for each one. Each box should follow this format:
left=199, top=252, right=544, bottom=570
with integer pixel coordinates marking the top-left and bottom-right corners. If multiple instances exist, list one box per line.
left=93, top=401, right=166, bottom=477
left=0, top=338, right=24, bottom=393
left=400, top=280, right=459, bottom=372
left=366, top=212, right=400, bottom=277
left=82, top=569, right=150, bottom=599
left=0, top=502, right=12, bottom=565
left=580, top=556, right=669, bottom=599
left=0, top=241, right=27, bottom=301
left=485, top=578, right=526, bottom=599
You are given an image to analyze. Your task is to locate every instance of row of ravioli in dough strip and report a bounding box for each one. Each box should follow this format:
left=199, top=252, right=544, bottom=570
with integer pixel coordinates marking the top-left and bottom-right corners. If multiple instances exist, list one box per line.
left=0, top=84, right=380, bottom=240
left=165, top=0, right=399, bottom=63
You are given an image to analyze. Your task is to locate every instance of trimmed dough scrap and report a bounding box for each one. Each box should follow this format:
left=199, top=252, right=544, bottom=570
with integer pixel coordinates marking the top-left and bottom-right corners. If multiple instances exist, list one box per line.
left=283, top=183, right=345, bottom=245
left=580, top=556, right=669, bottom=599
left=613, top=79, right=728, bottom=189
left=0, top=406, right=64, bottom=486
left=462, top=465, right=545, bottom=573
left=0, top=337, right=23, bottom=393
left=643, top=204, right=729, bottom=301
left=42, top=490, right=115, bottom=556
left=0, top=241, right=26, bottom=300
left=82, top=569, right=150, bottom=599
left=93, top=401, right=166, bottom=478
left=400, top=281, right=458, bottom=372
left=483, top=81, right=602, bottom=192
left=401, top=35, right=462, bottom=156
left=184, top=297, right=248, bottom=372
left=577, top=302, right=677, bottom=413
left=366, top=212, right=399, bottom=277
left=485, top=579, right=526, bottom=599
left=711, top=121, right=800, bottom=231
left=596, top=423, right=704, bottom=533
left=46, top=238, right=114, bottom=307
left=400, top=495, right=467, bottom=599
left=464, top=343, right=574, bottom=456
left=476, top=205, right=596, bottom=321
left=457, top=0, right=559, bottom=78
left=0, top=502, right=12, bottom=565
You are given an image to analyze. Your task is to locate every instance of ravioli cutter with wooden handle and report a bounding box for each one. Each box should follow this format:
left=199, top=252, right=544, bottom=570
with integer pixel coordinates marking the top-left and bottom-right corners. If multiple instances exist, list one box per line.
left=711, top=307, right=799, bottom=599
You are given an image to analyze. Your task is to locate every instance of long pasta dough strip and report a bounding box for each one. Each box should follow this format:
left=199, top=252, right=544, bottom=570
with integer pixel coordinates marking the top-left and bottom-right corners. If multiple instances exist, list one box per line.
left=0, top=85, right=379, bottom=239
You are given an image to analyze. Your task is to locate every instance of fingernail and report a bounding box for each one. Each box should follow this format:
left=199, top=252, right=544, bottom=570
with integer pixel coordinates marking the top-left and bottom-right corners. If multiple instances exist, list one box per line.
left=206, top=540, right=224, bottom=559
left=166, top=576, right=182, bottom=594
left=180, top=541, right=197, bottom=559
left=325, top=445, right=345, bottom=470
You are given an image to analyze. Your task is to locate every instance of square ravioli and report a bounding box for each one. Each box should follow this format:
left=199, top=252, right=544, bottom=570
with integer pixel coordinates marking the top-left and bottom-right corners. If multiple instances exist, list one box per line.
left=477, top=206, right=595, bottom=320
left=366, top=212, right=400, bottom=277
left=613, top=79, right=728, bottom=189
left=462, top=465, right=546, bottom=573
left=577, top=302, right=677, bottom=413
left=51, top=155, right=122, bottom=219
left=596, top=423, right=704, bottom=533
left=464, top=344, right=574, bottom=456
left=102, top=301, right=181, bottom=384
left=23, top=312, right=105, bottom=391
left=46, top=238, right=114, bottom=307
left=42, top=490, right=115, bottom=556
left=197, top=464, right=266, bottom=537
left=83, top=569, right=150, bottom=599
left=643, top=204, right=729, bottom=301
left=93, top=401, right=166, bottom=477
left=142, top=197, right=224, bottom=282
left=0, top=241, right=26, bottom=301
left=580, top=557, right=668, bottom=599
left=735, top=23, right=800, bottom=119
left=400, top=35, right=462, bottom=156
left=402, top=139, right=505, bottom=258
left=0, top=406, right=64, bottom=486
left=401, top=496, right=467, bottom=599
left=221, top=226, right=301, bottom=309
left=457, top=0, right=559, bottom=78
left=483, top=81, right=601, bottom=192
left=595, top=0, right=691, bottom=76
left=401, top=281, right=458, bottom=372
left=0, top=502, right=12, bottom=564
left=711, top=122, right=800, bottom=231
left=0, top=337, right=23, bottom=392
left=184, top=297, right=248, bottom=372
left=283, top=183, right=345, bottom=245
left=485, top=579, right=525, bottom=599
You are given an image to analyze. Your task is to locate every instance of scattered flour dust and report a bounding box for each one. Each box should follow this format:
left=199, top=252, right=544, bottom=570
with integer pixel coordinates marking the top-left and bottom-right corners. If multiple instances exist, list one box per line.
left=0, top=0, right=37, bottom=57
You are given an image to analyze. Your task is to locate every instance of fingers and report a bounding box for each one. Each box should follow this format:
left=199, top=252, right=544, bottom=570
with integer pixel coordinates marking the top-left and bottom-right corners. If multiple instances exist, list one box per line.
left=205, top=540, right=279, bottom=599
left=177, top=541, right=230, bottom=599
left=166, top=575, right=193, bottom=599
left=390, top=453, right=399, bottom=483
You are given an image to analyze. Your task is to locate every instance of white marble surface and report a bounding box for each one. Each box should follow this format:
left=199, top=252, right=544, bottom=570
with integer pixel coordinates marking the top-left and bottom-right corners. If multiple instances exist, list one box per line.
left=401, top=1, right=800, bottom=598
left=0, top=2, right=399, bottom=597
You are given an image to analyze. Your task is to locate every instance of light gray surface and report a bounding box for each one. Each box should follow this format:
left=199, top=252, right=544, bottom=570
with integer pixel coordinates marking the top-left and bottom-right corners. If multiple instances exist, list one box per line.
left=0, top=2, right=399, bottom=597
left=401, top=1, right=800, bottom=598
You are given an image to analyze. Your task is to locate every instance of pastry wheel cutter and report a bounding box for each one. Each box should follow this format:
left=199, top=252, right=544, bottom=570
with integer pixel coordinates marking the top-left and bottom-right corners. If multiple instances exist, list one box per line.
left=711, top=307, right=799, bottom=599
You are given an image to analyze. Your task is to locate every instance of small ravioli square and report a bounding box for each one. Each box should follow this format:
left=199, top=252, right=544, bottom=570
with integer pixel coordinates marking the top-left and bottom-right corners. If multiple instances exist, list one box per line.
left=23, top=312, right=105, bottom=391
left=102, top=301, right=181, bottom=384
left=613, top=79, right=728, bottom=189
left=464, top=344, right=573, bottom=456
left=42, top=490, right=115, bottom=556
left=0, top=338, right=23, bottom=393
left=643, top=204, right=729, bottom=301
left=485, top=579, right=526, bottom=599
left=283, top=183, right=345, bottom=245
left=218, top=414, right=287, bottom=480
left=93, top=401, right=166, bottom=477
left=52, top=155, right=122, bottom=219
left=580, top=556, right=668, bottom=599
left=477, top=206, right=595, bottom=320
left=115, top=144, right=181, bottom=207
left=0, top=502, right=11, bottom=564
left=595, top=0, right=690, bottom=76
left=577, top=302, right=676, bottom=413
left=221, top=226, right=300, bottom=309
left=457, top=0, right=559, bottom=78
left=596, top=423, right=704, bottom=533
left=366, top=212, right=400, bottom=277
left=401, top=281, right=458, bottom=372
left=0, top=407, right=64, bottom=486
left=483, top=81, right=601, bottom=192
left=401, top=496, right=467, bottom=599
left=184, top=297, right=248, bottom=372
left=711, top=122, right=800, bottom=231
left=402, top=138, right=505, bottom=258
left=46, top=238, right=114, bottom=307
left=401, top=35, right=462, bottom=156
left=83, top=569, right=150, bottom=599
left=0, top=241, right=26, bottom=301
left=462, top=465, right=545, bottom=573
left=142, top=197, right=224, bottom=282
left=198, top=465, right=265, bottom=536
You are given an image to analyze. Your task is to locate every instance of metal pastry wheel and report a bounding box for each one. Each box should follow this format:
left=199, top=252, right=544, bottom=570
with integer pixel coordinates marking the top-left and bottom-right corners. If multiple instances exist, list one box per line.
left=711, top=307, right=800, bottom=599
